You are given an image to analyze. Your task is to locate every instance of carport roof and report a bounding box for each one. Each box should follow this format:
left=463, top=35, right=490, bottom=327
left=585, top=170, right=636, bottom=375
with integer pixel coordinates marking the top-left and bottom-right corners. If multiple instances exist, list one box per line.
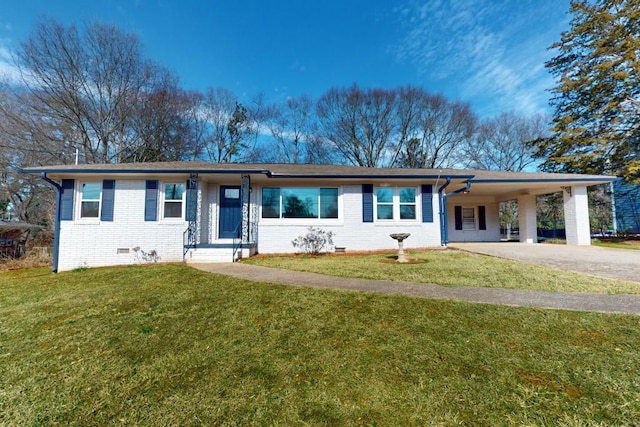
left=0, top=221, right=43, bottom=233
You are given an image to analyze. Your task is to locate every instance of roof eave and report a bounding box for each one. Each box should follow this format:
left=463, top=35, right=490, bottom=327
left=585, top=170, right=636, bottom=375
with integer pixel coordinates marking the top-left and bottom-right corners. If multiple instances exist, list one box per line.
left=20, top=167, right=272, bottom=175
left=265, top=173, right=475, bottom=180
left=470, top=177, right=617, bottom=184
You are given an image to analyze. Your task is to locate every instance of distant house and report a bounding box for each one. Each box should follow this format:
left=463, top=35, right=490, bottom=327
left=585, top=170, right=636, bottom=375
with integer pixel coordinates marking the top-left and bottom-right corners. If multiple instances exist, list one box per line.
left=22, top=162, right=615, bottom=272
left=0, top=221, right=42, bottom=258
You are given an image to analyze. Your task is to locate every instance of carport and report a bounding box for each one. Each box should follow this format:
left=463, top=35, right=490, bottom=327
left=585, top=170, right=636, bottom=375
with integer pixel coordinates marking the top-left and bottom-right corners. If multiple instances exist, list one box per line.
left=443, top=170, right=617, bottom=246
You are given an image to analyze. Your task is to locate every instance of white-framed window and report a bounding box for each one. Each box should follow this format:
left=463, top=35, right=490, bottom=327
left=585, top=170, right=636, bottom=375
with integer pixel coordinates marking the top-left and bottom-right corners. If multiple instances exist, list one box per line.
left=399, top=187, right=417, bottom=220
left=162, top=183, right=185, bottom=219
left=79, top=182, right=101, bottom=219
left=376, top=188, right=394, bottom=220
left=261, top=187, right=339, bottom=219
left=462, top=207, right=475, bottom=230
left=375, top=187, right=417, bottom=221
left=454, top=205, right=487, bottom=231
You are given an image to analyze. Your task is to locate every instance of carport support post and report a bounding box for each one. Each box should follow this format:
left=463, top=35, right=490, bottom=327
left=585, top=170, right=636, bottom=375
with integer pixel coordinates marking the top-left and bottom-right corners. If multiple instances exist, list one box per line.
left=563, top=185, right=591, bottom=245
left=517, top=194, right=537, bottom=244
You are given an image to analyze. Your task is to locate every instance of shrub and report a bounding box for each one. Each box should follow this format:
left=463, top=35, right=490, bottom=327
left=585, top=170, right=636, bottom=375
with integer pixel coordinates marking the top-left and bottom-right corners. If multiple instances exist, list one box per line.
left=292, top=227, right=334, bottom=255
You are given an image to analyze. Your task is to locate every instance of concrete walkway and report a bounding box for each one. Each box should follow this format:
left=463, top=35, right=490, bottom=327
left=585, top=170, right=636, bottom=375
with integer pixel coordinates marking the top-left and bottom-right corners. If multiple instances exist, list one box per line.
left=192, top=262, right=640, bottom=315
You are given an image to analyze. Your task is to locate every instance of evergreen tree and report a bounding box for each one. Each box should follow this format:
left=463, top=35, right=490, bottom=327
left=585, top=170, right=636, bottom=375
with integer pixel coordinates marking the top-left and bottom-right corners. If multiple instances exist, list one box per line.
left=537, top=0, right=640, bottom=182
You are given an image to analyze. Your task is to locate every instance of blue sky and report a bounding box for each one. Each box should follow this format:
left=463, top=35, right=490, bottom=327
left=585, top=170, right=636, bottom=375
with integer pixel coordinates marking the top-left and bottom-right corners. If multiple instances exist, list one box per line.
left=0, top=0, right=570, bottom=118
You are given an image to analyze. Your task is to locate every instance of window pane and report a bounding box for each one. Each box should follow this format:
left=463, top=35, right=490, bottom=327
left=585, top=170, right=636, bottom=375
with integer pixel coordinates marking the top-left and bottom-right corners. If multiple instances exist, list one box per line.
left=165, top=184, right=184, bottom=201
left=462, top=208, right=475, bottom=230
left=283, top=188, right=318, bottom=218
left=320, top=188, right=338, bottom=219
left=376, top=188, right=392, bottom=203
left=82, top=182, right=101, bottom=200
left=262, top=188, right=281, bottom=218
left=400, top=205, right=416, bottom=220
left=377, top=205, right=393, bottom=220
left=80, top=183, right=101, bottom=218
left=399, top=188, right=416, bottom=203
left=225, top=188, right=240, bottom=199
left=164, top=201, right=182, bottom=218
left=81, top=201, right=99, bottom=218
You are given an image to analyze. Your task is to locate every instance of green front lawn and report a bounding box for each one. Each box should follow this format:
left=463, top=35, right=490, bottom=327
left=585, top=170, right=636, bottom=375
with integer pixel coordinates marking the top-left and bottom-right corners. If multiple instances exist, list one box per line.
left=1, top=264, right=640, bottom=425
left=592, top=238, right=640, bottom=250
left=244, top=249, right=640, bottom=294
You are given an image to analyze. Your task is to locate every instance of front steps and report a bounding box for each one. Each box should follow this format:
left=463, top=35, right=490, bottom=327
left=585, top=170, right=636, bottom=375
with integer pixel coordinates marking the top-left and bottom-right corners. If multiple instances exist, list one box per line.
left=185, top=246, right=238, bottom=263
left=184, top=241, right=255, bottom=263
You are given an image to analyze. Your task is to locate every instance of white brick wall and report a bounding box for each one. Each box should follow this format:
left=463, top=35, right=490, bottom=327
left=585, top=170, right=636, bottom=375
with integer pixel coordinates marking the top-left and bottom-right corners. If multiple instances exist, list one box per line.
left=446, top=197, right=501, bottom=243
left=257, top=185, right=442, bottom=253
left=58, top=180, right=187, bottom=271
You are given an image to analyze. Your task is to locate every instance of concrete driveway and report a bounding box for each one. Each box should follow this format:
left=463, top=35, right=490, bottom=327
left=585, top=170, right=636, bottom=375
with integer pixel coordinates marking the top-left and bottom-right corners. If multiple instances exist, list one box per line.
left=448, top=242, right=640, bottom=283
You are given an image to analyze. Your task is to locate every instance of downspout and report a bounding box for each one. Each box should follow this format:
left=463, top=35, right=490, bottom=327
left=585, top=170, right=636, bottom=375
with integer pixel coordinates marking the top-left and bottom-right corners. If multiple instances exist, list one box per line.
left=41, top=172, right=61, bottom=273
left=438, top=178, right=451, bottom=246
left=441, top=180, right=472, bottom=246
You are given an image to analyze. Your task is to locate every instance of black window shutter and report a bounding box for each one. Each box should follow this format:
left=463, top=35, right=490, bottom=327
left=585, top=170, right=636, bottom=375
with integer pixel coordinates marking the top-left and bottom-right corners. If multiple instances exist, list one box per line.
left=421, top=184, right=433, bottom=223
left=100, top=180, right=115, bottom=221
left=185, top=179, right=197, bottom=221
left=478, top=205, right=486, bottom=230
left=454, top=206, right=462, bottom=230
left=145, top=180, right=158, bottom=221
left=362, top=184, right=373, bottom=223
left=60, top=179, right=75, bottom=221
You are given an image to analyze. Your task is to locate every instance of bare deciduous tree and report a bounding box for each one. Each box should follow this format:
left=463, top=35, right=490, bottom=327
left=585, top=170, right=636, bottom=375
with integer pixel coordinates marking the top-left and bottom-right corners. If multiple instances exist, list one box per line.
left=11, top=19, right=166, bottom=163
left=317, top=85, right=397, bottom=167
left=262, top=94, right=327, bottom=163
left=395, top=90, right=476, bottom=169
left=465, top=111, right=548, bottom=172
left=0, top=19, right=195, bottom=226
left=0, top=105, right=55, bottom=224
left=194, top=88, right=258, bottom=163
left=124, top=72, right=201, bottom=162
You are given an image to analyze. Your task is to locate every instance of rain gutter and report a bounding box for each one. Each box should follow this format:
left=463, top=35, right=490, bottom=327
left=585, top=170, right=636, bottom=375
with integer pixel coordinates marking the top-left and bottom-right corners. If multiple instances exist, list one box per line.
left=441, top=180, right=472, bottom=245
left=40, top=172, right=61, bottom=273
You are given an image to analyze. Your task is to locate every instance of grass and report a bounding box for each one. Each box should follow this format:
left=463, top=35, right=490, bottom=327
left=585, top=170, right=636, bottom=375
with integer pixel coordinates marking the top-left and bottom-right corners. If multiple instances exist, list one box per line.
left=1, top=264, right=640, bottom=425
left=244, top=249, right=640, bottom=294
left=592, top=238, right=640, bottom=250
left=0, top=251, right=52, bottom=272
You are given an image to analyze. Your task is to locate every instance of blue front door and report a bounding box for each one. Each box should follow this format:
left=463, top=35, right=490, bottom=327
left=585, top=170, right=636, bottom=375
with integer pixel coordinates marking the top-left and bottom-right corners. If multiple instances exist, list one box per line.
left=219, top=186, right=242, bottom=239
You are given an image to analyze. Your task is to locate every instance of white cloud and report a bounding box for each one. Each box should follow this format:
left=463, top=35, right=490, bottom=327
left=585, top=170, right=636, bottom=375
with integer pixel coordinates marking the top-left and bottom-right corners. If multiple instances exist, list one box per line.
left=0, top=41, right=22, bottom=83
left=394, top=0, right=569, bottom=117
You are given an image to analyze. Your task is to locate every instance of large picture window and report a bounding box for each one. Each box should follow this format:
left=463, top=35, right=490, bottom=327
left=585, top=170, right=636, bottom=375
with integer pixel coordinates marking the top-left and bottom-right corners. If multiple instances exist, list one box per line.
left=375, top=187, right=417, bottom=221
left=80, top=182, right=101, bottom=218
left=262, top=187, right=339, bottom=219
left=163, top=183, right=184, bottom=218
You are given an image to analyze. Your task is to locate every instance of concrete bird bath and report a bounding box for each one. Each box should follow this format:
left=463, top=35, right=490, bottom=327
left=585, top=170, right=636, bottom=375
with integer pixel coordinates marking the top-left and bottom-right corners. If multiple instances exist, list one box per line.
left=390, top=233, right=411, bottom=263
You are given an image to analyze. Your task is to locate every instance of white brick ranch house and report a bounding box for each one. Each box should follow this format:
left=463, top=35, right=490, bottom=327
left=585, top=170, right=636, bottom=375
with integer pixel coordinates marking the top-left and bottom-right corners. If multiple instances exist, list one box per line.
left=22, top=162, right=615, bottom=272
